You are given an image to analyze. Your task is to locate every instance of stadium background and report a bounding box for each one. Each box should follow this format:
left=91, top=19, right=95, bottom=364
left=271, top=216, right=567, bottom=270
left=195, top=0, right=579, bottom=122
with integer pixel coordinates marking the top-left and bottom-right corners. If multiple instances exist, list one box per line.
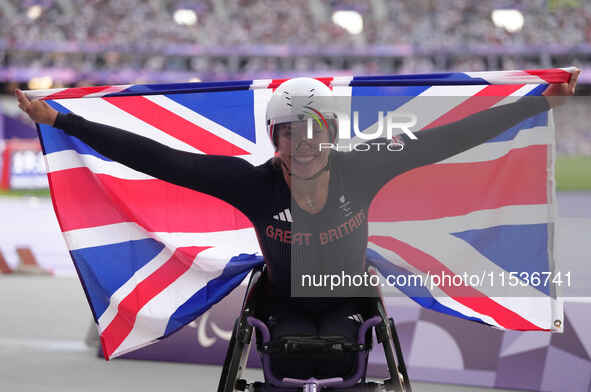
left=0, top=1, right=590, bottom=391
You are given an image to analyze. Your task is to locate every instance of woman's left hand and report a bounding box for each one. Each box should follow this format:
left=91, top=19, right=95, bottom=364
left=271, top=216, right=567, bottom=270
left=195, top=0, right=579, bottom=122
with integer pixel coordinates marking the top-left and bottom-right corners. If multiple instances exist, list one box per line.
left=543, top=68, right=580, bottom=108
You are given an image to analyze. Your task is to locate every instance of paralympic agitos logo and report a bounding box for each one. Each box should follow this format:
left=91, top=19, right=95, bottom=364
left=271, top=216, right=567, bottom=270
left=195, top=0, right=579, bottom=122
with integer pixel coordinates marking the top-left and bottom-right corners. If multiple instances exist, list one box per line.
left=305, top=111, right=418, bottom=152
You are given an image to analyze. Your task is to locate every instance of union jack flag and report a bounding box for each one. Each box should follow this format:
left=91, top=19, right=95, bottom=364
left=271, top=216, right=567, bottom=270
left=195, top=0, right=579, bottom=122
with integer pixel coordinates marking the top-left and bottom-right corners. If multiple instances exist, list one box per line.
left=30, top=67, right=574, bottom=359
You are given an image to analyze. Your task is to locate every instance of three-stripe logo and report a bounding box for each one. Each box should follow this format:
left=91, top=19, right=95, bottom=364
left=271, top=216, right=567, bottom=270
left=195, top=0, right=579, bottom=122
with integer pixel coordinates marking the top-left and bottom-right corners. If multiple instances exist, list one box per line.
left=273, top=208, right=292, bottom=222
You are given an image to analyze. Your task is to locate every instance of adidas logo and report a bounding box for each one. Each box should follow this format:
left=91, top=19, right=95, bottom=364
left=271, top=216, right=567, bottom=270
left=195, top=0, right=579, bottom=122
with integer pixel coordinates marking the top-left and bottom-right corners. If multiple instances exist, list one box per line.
left=273, top=208, right=293, bottom=222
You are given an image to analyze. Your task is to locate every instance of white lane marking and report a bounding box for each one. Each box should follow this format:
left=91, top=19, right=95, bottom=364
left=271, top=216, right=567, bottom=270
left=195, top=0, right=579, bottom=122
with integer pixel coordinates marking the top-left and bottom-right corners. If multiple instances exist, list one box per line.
left=0, top=338, right=90, bottom=352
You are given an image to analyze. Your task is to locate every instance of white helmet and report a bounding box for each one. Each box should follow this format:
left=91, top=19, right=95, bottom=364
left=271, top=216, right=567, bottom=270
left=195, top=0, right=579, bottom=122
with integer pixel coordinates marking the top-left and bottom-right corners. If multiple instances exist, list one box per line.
left=266, top=77, right=337, bottom=147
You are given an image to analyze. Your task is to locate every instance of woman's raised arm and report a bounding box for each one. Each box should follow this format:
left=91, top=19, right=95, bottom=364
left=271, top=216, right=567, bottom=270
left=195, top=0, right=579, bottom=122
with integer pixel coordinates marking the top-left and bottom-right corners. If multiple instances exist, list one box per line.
left=16, top=89, right=258, bottom=212
left=396, top=69, right=579, bottom=170
left=346, top=69, right=580, bottom=193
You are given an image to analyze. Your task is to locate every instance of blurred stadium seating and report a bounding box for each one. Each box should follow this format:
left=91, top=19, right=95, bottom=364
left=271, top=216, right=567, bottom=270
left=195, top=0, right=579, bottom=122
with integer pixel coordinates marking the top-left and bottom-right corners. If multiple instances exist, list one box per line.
left=1, top=0, right=590, bottom=83
left=0, top=0, right=589, bottom=155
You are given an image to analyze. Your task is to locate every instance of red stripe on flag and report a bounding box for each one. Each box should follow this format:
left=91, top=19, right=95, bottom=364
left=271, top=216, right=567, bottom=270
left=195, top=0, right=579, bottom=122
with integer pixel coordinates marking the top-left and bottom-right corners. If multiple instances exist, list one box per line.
left=43, top=86, right=114, bottom=100
left=524, top=69, right=572, bottom=84
left=268, top=77, right=334, bottom=91
left=422, top=84, right=524, bottom=130
left=368, top=236, right=545, bottom=330
left=50, top=167, right=253, bottom=232
left=103, top=96, right=249, bottom=156
left=48, top=169, right=127, bottom=231
left=369, top=145, right=548, bottom=222
left=100, top=246, right=209, bottom=359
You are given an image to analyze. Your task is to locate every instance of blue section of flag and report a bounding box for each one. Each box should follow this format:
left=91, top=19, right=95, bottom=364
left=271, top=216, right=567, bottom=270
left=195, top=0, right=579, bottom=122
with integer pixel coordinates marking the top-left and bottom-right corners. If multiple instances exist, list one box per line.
left=40, top=101, right=113, bottom=161
left=165, top=90, right=256, bottom=143
left=526, top=84, right=548, bottom=96
left=351, top=85, right=430, bottom=97
left=164, top=254, right=264, bottom=336
left=487, top=111, right=548, bottom=143
left=351, top=72, right=490, bottom=86
left=71, top=239, right=166, bottom=319
left=351, top=86, right=430, bottom=135
left=365, top=249, right=487, bottom=325
left=106, top=80, right=254, bottom=97
left=452, top=224, right=550, bottom=295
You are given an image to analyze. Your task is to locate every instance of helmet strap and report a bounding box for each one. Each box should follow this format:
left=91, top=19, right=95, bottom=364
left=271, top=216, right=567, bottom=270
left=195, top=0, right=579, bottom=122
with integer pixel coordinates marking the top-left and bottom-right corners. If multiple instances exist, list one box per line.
left=280, top=158, right=330, bottom=181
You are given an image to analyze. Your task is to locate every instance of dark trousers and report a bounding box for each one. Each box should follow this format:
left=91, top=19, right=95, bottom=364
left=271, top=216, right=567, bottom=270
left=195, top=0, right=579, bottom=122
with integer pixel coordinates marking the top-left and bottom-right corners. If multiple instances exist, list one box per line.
left=260, top=298, right=366, bottom=380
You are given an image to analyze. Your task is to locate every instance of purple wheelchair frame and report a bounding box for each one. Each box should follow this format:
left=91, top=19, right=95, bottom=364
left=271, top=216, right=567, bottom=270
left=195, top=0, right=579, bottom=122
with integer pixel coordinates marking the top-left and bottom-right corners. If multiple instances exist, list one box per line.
left=217, top=265, right=412, bottom=392
left=247, top=315, right=381, bottom=390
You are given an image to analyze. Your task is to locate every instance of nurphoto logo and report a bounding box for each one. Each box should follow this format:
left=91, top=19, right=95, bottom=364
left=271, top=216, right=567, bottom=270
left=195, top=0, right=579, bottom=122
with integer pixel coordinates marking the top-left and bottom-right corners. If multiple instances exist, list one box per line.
left=307, top=111, right=418, bottom=152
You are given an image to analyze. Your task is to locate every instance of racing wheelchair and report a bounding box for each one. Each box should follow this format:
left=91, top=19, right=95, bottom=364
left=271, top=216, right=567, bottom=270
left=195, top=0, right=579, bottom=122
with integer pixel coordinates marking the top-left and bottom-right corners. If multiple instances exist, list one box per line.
left=217, top=264, right=412, bottom=392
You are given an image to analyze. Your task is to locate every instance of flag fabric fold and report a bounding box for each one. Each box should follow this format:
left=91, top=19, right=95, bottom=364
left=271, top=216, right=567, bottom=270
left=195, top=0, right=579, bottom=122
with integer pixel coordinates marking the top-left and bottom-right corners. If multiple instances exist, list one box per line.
left=30, top=67, right=573, bottom=359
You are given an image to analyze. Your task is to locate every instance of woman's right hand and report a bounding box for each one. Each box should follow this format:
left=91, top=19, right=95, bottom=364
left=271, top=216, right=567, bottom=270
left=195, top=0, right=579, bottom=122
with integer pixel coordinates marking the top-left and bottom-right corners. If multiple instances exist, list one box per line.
left=542, top=68, right=580, bottom=108
left=15, top=89, right=58, bottom=126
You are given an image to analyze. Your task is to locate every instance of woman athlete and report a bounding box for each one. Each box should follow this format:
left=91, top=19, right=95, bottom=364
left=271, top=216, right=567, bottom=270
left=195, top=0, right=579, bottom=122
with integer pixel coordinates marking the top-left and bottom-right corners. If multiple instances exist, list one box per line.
left=16, top=70, right=578, bottom=379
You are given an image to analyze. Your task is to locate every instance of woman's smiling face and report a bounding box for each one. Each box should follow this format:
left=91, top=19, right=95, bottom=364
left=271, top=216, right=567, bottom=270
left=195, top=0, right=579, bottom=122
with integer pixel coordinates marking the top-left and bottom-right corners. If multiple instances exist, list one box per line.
left=275, top=119, right=332, bottom=179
